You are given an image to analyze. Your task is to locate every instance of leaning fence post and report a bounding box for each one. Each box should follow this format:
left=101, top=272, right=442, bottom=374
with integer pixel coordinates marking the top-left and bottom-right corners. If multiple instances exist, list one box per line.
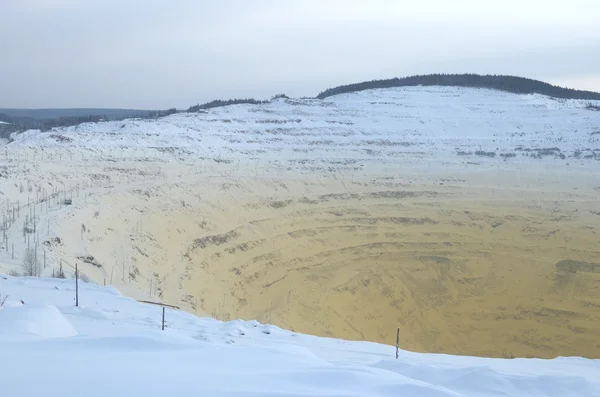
left=162, top=306, right=166, bottom=330
left=75, top=263, right=79, bottom=307
left=396, top=327, right=400, bottom=359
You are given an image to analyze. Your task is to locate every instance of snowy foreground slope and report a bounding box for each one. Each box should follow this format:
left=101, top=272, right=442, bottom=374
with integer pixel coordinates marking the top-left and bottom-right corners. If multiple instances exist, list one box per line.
left=0, top=275, right=599, bottom=397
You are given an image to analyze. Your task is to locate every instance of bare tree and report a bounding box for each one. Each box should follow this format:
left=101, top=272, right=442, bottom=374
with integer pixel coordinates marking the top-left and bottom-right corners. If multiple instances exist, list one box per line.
left=22, top=248, right=41, bottom=277
left=52, top=263, right=67, bottom=278
left=54, top=262, right=66, bottom=279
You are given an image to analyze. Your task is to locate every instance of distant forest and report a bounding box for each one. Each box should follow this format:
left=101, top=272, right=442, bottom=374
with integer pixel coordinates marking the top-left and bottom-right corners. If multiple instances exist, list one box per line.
left=0, top=108, right=176, bottom=140
left=315, top=74, right=600, bottom=100
left=187, top=98, right=267, bottom=112
left=0, top=108, right=156, bottom=121
left=186, top=95, right=291, bottom=113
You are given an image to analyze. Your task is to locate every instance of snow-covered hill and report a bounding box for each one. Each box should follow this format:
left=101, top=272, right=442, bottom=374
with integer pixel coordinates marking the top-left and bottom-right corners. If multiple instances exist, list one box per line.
left=1, top=274, right=598, bottom=397
left=8, top=86, right=600, bottom=168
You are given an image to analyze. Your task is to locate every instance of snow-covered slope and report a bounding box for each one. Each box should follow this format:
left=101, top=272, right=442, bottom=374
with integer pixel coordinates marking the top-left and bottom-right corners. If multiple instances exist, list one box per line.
left=8, top=86, right=600, bottom=168
left=1, top=274, right=598, bottom=397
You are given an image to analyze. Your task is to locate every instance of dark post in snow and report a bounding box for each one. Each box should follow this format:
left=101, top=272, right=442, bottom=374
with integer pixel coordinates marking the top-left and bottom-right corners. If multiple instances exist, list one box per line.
left=75, top=263, right=79, bottom=307
left=395, top=327, right=400, bottom=359
left=162, top=306, right=166, bottom=330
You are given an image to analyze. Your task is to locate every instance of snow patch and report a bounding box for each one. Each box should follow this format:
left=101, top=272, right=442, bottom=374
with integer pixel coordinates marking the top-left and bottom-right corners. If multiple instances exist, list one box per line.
left=0, top=304, right=77, bottom=339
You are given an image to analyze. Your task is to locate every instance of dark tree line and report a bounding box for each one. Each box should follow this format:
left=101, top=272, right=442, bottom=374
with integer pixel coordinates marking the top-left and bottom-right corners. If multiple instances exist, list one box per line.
left=38, top=114, right=104, bottom=131
left=1, top=114, right=108, bottom=135
left=143, top=108, right=178, bottom=118
left=0, top=108, right=179, bottom=140
left=187, top=98, right=267, bottom=112
left=315, top=74, right=600, bottom=100
left=0, top=115, right=108, bottom=139
left=0, top=122, right=19, bottom=140
left=0, top=113, right=11, bottom=124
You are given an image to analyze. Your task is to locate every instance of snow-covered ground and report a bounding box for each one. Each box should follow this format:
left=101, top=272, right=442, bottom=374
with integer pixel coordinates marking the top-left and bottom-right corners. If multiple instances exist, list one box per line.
left=0, top=274, right=598, bottom=397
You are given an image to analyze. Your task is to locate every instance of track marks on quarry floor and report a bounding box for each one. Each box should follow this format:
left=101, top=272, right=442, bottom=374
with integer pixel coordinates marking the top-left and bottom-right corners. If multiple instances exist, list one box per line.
left=177, top=188, right=600, bottom=358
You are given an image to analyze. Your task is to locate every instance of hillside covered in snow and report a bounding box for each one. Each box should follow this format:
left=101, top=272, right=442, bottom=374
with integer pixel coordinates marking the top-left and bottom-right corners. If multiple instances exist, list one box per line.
left=8, top=86, right=600, bottom=165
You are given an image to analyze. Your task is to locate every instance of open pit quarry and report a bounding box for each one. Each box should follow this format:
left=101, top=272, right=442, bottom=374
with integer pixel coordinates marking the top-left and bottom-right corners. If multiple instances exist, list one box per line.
left=1, top=86, right=599, bottom=358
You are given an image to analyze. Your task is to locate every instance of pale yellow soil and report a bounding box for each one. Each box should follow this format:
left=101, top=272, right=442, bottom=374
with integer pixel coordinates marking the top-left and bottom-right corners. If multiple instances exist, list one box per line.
left=48, top=165, right=600, bottom=359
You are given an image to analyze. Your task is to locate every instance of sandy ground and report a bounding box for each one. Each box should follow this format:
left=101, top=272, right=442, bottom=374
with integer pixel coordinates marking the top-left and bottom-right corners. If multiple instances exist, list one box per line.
left=175, top=167, right=600, bottom=359
left=1, top=146, right=597, bottom=359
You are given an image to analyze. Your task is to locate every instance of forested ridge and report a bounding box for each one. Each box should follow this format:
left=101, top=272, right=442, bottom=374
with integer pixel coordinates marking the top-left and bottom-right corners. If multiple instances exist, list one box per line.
left=316, top=74, right=600, bottom=100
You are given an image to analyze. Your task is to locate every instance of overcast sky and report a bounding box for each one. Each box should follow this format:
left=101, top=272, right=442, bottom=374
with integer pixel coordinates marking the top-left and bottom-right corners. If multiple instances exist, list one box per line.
left=1, top=0, right=599, bottom=109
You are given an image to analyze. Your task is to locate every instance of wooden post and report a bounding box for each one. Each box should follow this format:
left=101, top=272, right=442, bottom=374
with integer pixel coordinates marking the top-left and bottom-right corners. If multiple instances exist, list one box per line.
left=396, top=327, right=400, bottom=359
left=75, top=263, right=79, bottom=307
left=162, top=306, right=165, bottom=330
